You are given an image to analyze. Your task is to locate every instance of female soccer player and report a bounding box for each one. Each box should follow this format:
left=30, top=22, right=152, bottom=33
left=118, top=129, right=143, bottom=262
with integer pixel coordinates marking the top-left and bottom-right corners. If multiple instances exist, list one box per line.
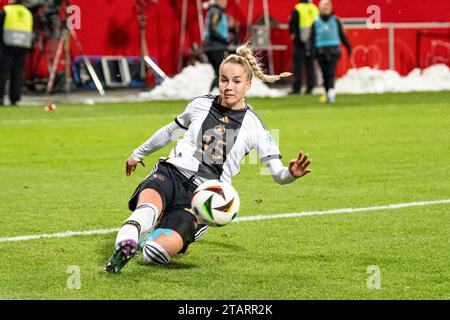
left=105, top=44, right=313, bottom=273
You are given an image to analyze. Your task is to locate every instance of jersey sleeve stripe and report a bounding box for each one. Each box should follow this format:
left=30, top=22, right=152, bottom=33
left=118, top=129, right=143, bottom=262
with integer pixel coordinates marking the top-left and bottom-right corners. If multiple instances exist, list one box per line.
left=260, top=154, right=282, bottom=163
left=174, top=117, right=188, bottom=130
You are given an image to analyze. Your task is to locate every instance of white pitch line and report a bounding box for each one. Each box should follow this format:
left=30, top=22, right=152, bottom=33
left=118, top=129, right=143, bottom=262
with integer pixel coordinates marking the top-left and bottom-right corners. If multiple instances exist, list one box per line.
left=0, top=228, right=120, bottom=243
left=0, top=113, right=169, bottom=125
left=234, top=199, right=450, bottom=222
left=0, top=199, right=449, bottom=243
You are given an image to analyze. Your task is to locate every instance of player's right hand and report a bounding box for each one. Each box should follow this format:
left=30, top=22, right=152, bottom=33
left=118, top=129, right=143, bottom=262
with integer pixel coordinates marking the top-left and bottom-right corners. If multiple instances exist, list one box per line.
left=126, top=156, right=145, bottom=176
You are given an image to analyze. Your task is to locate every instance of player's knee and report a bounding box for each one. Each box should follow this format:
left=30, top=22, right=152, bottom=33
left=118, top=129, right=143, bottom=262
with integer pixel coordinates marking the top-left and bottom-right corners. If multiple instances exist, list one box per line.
left=143, top=241, right=171, bottom=265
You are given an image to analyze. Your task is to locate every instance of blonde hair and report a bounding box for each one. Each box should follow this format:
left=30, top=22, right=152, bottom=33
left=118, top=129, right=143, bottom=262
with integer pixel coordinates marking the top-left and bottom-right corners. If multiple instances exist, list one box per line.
left=220, top=43, right=292, bottom=83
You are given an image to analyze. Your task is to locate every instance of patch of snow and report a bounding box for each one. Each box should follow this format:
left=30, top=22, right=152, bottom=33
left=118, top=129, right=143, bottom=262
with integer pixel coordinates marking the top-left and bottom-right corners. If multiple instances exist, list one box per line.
left=139, top=63, right=287, bottom=100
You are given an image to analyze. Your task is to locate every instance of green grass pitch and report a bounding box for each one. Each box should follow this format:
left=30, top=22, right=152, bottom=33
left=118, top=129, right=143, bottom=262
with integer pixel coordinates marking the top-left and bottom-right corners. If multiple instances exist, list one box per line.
left=0, top=92, right=449, bottom=299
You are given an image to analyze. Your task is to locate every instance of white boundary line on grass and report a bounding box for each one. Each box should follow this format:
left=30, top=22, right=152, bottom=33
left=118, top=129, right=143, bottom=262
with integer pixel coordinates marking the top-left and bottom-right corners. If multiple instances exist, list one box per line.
left=0, top=199, right=449, bottom=243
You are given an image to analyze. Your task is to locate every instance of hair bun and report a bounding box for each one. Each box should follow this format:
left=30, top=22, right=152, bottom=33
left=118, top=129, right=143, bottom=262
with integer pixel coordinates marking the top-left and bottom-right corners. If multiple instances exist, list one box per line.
left=226, top=43, right=292, bottom=83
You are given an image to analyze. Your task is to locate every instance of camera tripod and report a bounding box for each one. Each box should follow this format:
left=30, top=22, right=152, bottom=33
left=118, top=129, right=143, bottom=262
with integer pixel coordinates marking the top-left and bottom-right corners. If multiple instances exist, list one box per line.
left=46, top=0, right=105, bottom=95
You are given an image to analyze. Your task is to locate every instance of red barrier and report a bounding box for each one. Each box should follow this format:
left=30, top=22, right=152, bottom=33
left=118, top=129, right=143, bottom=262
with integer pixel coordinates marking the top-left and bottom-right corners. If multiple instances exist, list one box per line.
left=1, top=0, right=449, bottom=80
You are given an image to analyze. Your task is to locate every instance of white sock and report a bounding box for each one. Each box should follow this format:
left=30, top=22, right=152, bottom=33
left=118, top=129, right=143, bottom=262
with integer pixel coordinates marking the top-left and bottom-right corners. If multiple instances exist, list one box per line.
left=115, top=203, right=159, bottom=245
left=115, top=224, right=139, bottom=245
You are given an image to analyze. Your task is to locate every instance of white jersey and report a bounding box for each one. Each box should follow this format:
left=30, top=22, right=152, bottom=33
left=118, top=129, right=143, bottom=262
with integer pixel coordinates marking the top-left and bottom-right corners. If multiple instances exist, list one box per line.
left=168, top=95, right=281, bottom=183
left=133, top=95, right=283, bottom=184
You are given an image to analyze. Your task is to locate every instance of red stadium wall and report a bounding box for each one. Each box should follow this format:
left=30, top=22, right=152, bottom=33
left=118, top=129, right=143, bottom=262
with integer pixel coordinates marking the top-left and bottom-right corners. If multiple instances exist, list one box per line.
left=1, top=0, right=449, bottom=79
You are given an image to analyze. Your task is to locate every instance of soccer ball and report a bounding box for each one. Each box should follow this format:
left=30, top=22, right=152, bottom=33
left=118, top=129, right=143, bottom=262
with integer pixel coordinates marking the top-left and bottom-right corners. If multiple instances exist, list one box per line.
left=191, top=180, right=240, bottom=227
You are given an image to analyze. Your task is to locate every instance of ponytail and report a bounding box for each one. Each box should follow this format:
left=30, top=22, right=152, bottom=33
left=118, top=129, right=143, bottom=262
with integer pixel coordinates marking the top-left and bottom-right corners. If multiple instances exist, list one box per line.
left=221, top=43, right=292, bottom=83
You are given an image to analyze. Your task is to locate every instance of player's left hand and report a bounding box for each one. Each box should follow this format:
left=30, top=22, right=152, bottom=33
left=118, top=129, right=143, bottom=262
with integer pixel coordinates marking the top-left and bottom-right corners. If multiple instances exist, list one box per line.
left=288, top=150, right=312, bottom=178
left=126, top=156, right=145, bottom=176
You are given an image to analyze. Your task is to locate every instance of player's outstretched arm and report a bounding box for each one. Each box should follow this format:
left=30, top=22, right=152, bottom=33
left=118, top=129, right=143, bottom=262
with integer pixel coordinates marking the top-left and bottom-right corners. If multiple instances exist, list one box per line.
left=265, top=149, right=312, bottom=185
left=125, top=121, right=185, bottom=176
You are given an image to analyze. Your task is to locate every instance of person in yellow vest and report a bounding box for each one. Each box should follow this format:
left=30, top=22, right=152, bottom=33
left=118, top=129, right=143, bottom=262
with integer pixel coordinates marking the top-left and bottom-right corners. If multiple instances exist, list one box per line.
left=289, top=0, right=319, bottom=95
left=0, top=0, right=33, bottom=106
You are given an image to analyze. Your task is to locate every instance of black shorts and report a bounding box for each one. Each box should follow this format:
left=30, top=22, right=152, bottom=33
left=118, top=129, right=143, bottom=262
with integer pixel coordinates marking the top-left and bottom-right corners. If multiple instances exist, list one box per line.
left=128, top=161, right=200, bottom=252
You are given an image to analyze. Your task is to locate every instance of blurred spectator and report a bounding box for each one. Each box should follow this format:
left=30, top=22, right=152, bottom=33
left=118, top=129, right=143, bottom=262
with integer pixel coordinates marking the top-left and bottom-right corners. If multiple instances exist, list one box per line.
left=311, top=0, right=351, bottom=103
left=0, top=0, right=33, bottom=106
left=187, top=43, right=208, bottom=66
left=203, top=0, right=230, bottom=92
left=227, top=15, right=239, bottom=46
left=289, top=0, right=319, bottom=95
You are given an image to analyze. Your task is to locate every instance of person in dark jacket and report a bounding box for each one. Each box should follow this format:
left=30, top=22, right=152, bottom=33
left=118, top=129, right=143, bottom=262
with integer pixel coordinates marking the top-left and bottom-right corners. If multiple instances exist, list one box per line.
left=203, top=0, right=231, bottom=92
left=0, top=0, right=33, bottom=106
left=289, top=0, right=319, bottom=95
left=311, top=0, right=351, bottom=103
